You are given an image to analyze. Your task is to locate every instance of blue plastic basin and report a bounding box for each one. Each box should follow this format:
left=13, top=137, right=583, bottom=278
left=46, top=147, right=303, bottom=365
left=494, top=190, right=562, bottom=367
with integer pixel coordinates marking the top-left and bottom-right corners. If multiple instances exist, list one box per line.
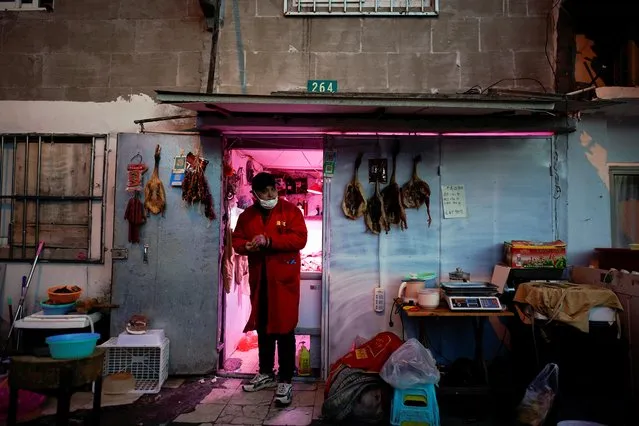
left=40, top=301, right=76, bottom=316
left=45, top=333, right=100, bottom=360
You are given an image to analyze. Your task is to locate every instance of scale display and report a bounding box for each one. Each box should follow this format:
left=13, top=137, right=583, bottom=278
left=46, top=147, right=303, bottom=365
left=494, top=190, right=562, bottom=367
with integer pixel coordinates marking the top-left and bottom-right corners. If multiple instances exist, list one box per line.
left=445, top=295, right=503, bottom=311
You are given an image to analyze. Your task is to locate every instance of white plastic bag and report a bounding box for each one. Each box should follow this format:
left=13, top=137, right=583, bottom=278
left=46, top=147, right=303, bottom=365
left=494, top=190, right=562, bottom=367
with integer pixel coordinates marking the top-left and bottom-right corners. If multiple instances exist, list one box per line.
left=379, top=338, right=440, bottom=389
left=516, top=363, right=559, bottom=426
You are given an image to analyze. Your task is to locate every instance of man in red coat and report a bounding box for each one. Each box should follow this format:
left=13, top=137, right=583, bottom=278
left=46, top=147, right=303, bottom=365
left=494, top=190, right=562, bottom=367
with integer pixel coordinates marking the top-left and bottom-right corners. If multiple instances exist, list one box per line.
left=232, top=172, right=308, bottom=406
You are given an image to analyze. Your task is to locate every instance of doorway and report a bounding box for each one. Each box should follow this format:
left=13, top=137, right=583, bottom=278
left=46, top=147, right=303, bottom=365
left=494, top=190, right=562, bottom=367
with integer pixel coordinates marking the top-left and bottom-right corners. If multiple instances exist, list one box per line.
left=220, top=145, right=324, bottom=379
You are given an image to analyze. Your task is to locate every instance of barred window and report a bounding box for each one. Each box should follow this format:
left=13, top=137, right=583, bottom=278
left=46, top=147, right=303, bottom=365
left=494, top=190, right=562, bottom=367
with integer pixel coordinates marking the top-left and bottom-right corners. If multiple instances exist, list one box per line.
left=284, top=0, right=439, bottom=16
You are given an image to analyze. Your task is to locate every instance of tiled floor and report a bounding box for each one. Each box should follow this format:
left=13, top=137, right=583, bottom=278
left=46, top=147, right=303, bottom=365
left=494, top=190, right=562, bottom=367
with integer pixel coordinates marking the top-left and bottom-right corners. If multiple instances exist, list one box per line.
left=172, top=380, right=324, bottom=425
left=17, top=376, right=324, bottom=426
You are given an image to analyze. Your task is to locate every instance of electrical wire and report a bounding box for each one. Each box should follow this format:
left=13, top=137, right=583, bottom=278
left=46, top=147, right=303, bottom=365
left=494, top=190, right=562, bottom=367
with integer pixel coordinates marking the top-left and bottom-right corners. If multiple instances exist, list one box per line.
left=388, top=299, right=452, bottom=363
left=482, top=78, right=548, bottom=94
left=460, top=77, right=549, bottom=96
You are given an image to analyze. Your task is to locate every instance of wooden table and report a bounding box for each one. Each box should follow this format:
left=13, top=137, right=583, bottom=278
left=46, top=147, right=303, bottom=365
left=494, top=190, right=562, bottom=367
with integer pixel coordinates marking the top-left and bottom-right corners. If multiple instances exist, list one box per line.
left=403, top=301, right=514, bottom=389
left=7, top=348, right=105, bottom=426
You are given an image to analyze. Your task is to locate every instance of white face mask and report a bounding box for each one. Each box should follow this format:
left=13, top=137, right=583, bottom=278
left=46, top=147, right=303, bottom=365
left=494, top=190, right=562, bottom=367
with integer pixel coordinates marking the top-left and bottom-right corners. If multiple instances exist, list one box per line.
left=255, top=193, right=278, bottom=210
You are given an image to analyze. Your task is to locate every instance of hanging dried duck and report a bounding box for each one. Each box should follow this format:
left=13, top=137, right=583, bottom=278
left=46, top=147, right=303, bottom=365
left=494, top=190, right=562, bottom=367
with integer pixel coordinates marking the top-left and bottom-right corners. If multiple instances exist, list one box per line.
left=401, top=155, right=433, bottom=227
left=144, top=144, right=167, bottom=217
left=125, top=191, right=146, bottom=243
left=182, top=151, right=216, bottom=221
left=381, top=144, right=407, bottom=231
left=341, top=153, right=367, bottom=220
left=364, top=180, right=389, bottom=235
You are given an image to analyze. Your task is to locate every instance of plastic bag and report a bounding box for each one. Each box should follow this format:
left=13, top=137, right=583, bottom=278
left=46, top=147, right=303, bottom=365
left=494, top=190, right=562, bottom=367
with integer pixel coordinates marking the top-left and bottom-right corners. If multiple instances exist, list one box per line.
left=515, top=363, right=559, bottom=426
left=379, top=338, right=440, bottom=389
left=352, top=335, right=369, bottom=350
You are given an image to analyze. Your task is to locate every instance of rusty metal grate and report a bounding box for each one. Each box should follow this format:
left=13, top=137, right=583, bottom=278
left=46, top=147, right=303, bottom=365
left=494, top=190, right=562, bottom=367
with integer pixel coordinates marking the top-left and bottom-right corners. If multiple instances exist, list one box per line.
left=284, top=0, right=439, bottom=16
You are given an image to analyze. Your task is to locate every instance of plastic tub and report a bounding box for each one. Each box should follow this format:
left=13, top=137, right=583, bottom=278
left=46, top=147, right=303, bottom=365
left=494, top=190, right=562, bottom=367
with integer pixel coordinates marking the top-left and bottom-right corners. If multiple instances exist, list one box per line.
left=45, top=333, right=100, bottom=360
left=424, top=273, right=438, bottom=288
left=405, top=273, right=438, bottom=288
left=418, top=288, right=440, bottom=309
left=40, top=301, right=75, bottom=316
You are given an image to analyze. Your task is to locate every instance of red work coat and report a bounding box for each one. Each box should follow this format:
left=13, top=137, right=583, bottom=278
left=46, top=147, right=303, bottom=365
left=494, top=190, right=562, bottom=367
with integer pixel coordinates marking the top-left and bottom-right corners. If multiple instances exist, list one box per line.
left=232, top=198, right=308, bottom=334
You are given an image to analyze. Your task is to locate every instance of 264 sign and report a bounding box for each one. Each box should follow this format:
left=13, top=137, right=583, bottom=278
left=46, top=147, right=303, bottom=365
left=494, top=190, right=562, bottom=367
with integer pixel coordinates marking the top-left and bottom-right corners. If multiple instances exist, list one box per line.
left=307, top=80, right=338, bottom=93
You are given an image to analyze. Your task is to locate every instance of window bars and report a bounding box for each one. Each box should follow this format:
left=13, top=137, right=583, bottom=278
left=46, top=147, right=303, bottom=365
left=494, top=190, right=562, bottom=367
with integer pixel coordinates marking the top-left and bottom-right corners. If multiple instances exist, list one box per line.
left=284, top=0, right=439, bottom=16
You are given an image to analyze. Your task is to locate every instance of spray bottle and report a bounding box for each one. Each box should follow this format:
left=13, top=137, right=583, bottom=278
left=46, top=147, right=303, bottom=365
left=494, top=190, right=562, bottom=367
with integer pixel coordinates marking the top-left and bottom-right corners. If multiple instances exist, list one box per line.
left=297, top=341, right=311, bottom=377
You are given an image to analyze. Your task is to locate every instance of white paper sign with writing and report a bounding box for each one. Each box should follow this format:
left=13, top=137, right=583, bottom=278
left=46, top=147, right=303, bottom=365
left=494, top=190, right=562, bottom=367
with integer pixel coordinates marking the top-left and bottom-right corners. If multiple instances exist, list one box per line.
left=441, top=184, right=468, bottom=219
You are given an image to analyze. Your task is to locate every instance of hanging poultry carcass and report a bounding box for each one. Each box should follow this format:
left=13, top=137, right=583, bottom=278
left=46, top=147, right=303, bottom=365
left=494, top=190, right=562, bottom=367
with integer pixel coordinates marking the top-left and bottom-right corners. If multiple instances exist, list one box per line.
left=401, top=155, right=432, bottom=227
left=182, top=151, right=216, bottom=221
left=381, top=145, right=407, bottom=231
left=144, top=145, right=167, bottom=217
left=364, top=180, right=389, bottom=235
left=342, top=153, right=367, bottom=220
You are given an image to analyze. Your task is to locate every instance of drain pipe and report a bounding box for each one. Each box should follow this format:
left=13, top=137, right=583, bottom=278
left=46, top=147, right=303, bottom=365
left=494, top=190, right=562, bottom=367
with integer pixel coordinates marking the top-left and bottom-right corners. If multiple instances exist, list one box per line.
left=199, top=0, right=223, bottom=93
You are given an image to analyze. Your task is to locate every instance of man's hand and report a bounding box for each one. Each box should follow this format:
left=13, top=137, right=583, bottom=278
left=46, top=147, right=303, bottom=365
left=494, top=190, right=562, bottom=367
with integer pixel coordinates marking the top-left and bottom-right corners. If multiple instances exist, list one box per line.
left=251, top=234, right=268, bottom=248
left=245, top=241, right=260, bottom=252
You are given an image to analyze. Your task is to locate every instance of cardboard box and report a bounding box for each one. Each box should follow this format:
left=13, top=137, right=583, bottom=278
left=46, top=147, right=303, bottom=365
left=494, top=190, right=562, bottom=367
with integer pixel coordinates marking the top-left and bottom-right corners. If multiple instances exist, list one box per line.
left=504, top=240, right=567, bottom=269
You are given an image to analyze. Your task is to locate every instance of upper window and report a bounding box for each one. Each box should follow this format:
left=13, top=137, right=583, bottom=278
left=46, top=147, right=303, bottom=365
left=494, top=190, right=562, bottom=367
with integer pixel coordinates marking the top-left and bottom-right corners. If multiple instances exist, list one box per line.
left=0, top=0, right=53, bottom=11
left=610, top=166, right=639, bottom=248
left=284, top=0, right=439, bottom=16
left=0, top=135, right=106, bottom=263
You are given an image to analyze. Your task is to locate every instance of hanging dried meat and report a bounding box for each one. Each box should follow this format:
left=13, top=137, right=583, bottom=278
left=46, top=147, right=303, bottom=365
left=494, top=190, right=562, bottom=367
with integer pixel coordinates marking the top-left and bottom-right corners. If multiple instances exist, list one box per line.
left=182, top=151, right=216, bottom=221
left=401, top=155, right=432, bottom=227
left=365, top=180, right=389, bottom=235
left=341, top=153, right=367, bottom=220
left=144, top=145, right=167, bottom=217
left=222, top=217, right=234, bottom=294
left=381, top=145, right=407, bottom=231
left=125, top=192, right=146, bottom=243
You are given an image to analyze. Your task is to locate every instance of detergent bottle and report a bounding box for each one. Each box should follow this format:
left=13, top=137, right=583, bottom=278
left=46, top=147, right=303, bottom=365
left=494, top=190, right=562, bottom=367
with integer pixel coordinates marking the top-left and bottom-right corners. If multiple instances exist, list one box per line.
left=297, top=341, right=311, bottom=376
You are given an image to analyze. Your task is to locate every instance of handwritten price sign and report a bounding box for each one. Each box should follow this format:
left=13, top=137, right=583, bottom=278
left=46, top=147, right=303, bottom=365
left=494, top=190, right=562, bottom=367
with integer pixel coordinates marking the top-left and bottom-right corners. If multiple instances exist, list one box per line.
left=441, top=184, right=468, bottom=219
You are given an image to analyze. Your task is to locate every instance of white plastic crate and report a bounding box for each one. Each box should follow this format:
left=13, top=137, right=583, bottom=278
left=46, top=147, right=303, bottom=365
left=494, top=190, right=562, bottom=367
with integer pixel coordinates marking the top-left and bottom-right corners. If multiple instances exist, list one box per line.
left=99, top=337, right=169, bottom=394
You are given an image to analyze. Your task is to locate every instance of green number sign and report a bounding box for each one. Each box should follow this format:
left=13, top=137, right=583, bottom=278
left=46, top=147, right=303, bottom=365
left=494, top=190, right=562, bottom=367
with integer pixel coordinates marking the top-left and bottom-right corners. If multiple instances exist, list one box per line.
left=307, top=80, right=338, bottom=93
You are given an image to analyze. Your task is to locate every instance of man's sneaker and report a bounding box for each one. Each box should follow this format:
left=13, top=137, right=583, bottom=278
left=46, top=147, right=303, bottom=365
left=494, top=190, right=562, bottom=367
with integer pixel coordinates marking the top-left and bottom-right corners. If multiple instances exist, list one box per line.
left=274, top=382, right=293, bottom=406
left=242, top=373, right=276, bottom=392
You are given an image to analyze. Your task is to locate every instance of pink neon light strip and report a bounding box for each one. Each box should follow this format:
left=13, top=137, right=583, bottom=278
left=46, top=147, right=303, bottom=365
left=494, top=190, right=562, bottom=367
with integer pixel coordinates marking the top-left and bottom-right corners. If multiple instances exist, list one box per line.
left=325, top=131, right=439, bottom=136
left=441, top=132, right=554, bottom=137
left=220, top=130, right=554, bottom=137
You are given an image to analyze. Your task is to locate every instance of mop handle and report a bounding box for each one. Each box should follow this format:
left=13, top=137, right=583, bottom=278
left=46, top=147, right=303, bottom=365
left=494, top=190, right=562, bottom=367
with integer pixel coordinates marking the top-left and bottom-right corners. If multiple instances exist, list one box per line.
left=35, top=241, right=44, bottom=258
left=25, top=241, right=44, bottom=286
left=14, top=242, right=45, bottom=316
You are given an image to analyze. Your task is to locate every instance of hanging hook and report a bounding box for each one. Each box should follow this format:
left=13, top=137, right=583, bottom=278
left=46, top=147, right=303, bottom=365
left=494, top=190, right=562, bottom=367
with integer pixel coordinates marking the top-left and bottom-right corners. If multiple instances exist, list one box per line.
left=130, top=152, right=143, bottom=164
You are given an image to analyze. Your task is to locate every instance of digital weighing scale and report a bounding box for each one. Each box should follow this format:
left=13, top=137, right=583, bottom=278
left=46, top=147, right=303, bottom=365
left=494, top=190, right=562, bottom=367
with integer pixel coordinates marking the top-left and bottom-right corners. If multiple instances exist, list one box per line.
left=441, top=281, right=504, bottom=312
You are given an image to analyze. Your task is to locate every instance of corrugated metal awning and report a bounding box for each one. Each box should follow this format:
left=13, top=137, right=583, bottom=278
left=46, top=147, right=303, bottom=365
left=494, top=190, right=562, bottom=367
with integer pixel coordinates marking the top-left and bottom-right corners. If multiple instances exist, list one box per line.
left=154, top=90, right=617, bottom=134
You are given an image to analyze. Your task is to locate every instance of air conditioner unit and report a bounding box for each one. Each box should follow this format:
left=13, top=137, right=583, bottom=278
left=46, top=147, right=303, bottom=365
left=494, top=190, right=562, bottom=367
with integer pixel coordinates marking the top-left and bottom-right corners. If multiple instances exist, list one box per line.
left=0, top=0, right=53, bottom=12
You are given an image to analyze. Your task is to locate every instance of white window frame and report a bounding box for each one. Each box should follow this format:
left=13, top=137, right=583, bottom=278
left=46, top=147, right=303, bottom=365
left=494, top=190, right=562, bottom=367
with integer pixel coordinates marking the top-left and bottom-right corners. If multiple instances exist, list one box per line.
left=0, top=0, right=51, bottom=11
left=609, top=165, right=639, bottom=248
left=284, top=0, right=440, bottom=16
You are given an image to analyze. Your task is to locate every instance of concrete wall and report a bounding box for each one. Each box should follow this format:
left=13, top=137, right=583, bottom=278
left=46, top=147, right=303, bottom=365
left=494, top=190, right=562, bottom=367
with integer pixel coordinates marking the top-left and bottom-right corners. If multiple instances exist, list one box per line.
left=0, top=0, right=210, bottom=101
left=0, top=95, right=197, bottom=323
left=326, top=136, right=553, bottom=365
left=566, top=114, right=639, bottom=266
left=215, top=0, right=556, bottom=94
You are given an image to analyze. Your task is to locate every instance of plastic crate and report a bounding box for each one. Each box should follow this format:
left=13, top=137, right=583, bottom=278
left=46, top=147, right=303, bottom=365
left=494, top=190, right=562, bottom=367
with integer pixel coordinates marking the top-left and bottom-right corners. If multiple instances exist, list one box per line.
left=99, top=337, right=169, bottom=394
left=390, top=383, right=440, bottom=426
